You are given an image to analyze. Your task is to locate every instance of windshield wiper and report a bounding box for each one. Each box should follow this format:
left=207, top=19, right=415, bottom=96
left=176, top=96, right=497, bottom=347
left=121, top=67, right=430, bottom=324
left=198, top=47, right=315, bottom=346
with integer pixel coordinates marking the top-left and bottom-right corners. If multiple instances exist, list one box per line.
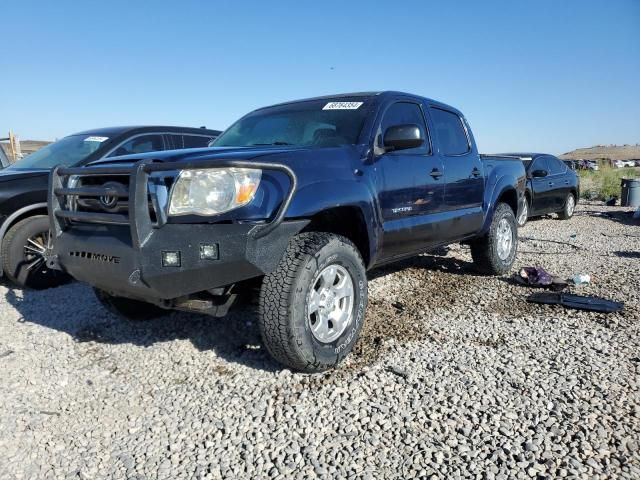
left=251, top=141, right=292, bottom=146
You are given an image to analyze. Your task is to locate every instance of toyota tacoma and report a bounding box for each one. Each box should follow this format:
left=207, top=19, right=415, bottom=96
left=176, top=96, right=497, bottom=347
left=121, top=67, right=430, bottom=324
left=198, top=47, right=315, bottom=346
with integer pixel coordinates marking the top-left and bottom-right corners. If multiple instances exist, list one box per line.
left=48, top=92, right=525, bottom=372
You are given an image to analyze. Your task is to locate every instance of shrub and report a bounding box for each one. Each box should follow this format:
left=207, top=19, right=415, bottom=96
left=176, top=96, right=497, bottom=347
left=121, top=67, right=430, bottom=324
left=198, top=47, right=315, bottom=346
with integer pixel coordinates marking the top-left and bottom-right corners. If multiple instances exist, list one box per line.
left=578, top=165, right=639, bottom=200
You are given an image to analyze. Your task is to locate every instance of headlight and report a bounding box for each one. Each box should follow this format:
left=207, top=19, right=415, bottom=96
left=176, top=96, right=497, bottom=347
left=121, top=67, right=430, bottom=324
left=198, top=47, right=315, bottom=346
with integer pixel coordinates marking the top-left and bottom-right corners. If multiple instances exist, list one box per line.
left=168, top=168, right=261, bottom=216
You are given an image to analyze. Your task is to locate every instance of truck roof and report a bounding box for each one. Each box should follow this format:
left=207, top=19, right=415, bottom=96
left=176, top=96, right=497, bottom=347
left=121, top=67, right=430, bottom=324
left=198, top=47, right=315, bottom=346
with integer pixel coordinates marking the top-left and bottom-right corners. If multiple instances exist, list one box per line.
left=260, top=91, right=464, bottom=116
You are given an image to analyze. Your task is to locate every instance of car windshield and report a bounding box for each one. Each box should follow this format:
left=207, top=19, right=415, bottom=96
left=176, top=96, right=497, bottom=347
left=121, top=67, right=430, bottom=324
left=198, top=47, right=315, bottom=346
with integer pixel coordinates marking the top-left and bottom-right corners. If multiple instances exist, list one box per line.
left=8, top=134, right=109, bottom=170
left=213, top=98, right=372, bottom=148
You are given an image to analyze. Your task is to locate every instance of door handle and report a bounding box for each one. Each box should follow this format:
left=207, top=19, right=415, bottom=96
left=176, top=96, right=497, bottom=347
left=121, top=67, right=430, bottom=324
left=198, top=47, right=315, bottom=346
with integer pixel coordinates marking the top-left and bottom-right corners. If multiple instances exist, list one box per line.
left=471, top=167, right=482, bottom=177
left=548, top=182, right=554, bottom=187
left=430, top=168, right=443, bottom=179
left=564, top=180, right=569, bottom=185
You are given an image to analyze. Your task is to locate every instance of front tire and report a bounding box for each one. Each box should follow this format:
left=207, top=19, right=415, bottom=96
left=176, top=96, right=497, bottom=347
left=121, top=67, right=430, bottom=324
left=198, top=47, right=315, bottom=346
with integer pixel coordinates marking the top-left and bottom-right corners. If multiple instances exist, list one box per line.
left=557, top=193, right=576, bottom=220
left=1, top=215, right=71, bottom=289
left=259, top=232, right=368, bottom=372
left=94, top=288, right=167, bottom=321
left=470, top=202, right=518, bottom=275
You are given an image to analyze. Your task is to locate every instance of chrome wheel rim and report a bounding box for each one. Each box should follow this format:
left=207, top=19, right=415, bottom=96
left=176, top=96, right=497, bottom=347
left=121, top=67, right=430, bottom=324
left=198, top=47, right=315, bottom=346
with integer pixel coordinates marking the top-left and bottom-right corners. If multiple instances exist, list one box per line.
left=23, top=230, right=52, bottom=273
left=566, top=195, right=575, bottom=216
left=496, top=218, right=513, bottom=261
left=518, top=202, right=528, bottom=226
left=307, top=264, right=354, bottom=343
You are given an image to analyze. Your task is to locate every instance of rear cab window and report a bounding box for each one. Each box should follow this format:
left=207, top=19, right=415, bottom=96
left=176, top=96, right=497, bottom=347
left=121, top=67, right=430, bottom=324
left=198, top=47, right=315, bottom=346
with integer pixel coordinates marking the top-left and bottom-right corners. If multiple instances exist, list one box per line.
left=429, top=107, right=470, bottom=155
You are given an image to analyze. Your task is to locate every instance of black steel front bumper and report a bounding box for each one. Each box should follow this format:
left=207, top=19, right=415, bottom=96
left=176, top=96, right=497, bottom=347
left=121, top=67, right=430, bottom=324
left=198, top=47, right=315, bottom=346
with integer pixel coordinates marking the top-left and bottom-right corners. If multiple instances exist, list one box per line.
left=48, top=159, right=305, bottom=302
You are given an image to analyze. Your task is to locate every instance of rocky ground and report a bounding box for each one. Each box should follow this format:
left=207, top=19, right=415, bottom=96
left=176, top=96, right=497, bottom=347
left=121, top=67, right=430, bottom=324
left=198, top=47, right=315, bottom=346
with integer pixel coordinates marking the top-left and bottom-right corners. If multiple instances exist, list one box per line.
left=0, top=202, right=638, bottom=479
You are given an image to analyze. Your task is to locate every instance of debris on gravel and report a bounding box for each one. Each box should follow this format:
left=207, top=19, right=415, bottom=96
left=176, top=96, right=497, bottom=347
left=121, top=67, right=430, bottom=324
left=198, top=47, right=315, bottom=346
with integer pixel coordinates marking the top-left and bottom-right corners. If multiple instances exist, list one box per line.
left=1, top=202, right=638, bottom=479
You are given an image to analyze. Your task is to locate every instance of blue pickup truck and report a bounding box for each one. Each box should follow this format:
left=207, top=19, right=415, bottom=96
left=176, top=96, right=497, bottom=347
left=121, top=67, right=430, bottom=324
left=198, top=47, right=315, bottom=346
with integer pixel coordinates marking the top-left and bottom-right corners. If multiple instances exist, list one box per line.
left=48, top=92, right=526, bottom=371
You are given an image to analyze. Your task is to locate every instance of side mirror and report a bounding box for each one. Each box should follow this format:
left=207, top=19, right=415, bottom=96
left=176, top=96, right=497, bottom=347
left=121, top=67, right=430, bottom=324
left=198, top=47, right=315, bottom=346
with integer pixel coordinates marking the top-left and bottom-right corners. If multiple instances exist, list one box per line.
left=383, top=124, right=424, bottom=151
left=531, top=169, right=548, bottom=178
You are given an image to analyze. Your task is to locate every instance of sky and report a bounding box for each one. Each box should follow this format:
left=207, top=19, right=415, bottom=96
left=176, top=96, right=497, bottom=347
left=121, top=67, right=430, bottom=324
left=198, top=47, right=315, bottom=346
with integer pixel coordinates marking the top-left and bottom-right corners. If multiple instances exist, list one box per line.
left=1, top=0, right=639, bottom=155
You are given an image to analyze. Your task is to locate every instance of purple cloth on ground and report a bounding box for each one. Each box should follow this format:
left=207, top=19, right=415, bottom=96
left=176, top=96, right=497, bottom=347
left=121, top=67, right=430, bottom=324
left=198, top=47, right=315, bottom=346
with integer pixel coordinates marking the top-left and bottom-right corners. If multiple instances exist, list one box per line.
left=519, top=266, right=553, bottom=286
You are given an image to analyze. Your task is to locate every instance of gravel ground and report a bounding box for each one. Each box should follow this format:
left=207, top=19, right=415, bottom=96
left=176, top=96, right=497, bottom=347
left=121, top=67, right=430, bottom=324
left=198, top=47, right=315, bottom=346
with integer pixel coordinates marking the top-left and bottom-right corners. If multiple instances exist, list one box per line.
left=1, top=202, right=639, bottom=479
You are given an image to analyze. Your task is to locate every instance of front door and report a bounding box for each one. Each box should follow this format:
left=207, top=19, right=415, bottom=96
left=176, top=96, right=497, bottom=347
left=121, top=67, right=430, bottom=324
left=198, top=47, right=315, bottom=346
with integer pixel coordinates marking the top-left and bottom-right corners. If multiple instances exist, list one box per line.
left=529, top=156, right=554, bottom=214
left=376, top=101, right=445, bottom=260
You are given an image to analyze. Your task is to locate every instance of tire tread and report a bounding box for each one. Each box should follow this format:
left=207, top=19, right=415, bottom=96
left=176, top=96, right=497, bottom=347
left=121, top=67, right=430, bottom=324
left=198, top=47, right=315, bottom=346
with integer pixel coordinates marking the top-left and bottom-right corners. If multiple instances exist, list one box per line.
left=470, top=203, right=517, bottom=275
left=259, top=232, right=363, bottom=372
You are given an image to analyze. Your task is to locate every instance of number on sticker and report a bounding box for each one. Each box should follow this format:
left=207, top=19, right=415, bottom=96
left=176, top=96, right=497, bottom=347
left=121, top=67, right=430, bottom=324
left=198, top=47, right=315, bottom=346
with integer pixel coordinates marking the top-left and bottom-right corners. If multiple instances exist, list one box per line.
left=323, top=102, right=363, bottom=110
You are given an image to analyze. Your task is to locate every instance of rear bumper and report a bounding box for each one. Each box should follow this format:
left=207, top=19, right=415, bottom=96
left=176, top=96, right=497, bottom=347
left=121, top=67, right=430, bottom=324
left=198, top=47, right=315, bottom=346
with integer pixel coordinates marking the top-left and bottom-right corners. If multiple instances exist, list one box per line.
left=51, top=220, right=307, bottom=301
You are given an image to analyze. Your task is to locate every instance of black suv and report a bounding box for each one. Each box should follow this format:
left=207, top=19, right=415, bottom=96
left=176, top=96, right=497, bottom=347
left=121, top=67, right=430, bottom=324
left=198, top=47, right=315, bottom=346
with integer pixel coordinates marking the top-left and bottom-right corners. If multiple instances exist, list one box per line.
left=0, top=125, right=220, bottom=288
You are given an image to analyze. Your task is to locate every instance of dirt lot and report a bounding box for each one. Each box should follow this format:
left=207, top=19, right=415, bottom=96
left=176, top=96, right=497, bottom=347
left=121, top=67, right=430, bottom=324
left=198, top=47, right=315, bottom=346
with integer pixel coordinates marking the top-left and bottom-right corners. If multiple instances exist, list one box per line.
left=1, top=202, right=639, bottom=479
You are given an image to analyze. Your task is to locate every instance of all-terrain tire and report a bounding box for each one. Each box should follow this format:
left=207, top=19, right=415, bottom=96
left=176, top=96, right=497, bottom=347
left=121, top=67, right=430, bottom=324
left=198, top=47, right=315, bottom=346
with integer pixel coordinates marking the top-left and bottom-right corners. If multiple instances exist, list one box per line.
left=94, top=288, right=167, bottom=321
left=1, top=215, right=71, bottom=289
left=557, top=193, right=576, bottom=220
left=470, top=202, right=518, bottom=275
left=517, top=197, right=529, bottom=227
left=259, top=232, right=368, bottom=372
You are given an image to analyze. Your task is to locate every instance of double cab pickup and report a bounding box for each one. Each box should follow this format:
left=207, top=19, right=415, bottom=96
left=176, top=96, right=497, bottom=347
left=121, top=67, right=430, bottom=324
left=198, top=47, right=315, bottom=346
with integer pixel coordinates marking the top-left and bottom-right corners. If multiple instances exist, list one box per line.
left=48, top=92, right=526, bottom=371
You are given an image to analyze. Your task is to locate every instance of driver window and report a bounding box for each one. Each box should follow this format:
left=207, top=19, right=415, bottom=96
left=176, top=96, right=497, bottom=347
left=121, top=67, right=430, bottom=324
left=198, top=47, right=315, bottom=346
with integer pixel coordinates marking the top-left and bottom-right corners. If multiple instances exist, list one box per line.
left=379, top=102, right=430, bottom=154
left=547, top=156, right=566, bottom=176
left=531, top=157, right=550, bottom=174
left=108, top=135, right=164, bottom=157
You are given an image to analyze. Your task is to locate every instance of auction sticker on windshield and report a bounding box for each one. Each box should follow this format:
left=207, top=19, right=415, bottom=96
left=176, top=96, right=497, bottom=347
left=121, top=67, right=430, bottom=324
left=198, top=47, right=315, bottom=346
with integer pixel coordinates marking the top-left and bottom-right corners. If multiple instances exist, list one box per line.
left=84, top=136, right=109, bottom=143
left=323, top=102, right=363, bottom=110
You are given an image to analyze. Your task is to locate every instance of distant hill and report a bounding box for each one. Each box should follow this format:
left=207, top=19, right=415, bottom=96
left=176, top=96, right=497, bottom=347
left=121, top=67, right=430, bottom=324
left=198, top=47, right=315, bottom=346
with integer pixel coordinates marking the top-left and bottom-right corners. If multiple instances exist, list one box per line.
left=560, top=144, right=640, bottom=161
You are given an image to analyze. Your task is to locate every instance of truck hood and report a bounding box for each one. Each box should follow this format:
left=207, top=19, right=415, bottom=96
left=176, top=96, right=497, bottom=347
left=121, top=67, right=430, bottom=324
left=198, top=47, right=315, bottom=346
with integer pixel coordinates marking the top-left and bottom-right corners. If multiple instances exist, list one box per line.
left=0, top=167, right=48, bottom=184
left=87, top=146, right=318, bottom=167
left=87, top=144, right=367, bottom=169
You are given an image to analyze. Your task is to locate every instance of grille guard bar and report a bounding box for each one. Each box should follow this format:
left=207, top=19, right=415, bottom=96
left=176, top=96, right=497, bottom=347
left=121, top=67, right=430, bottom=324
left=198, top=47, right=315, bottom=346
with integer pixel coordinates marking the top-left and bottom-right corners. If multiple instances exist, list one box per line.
left=49, top=159, right=298, bottom=249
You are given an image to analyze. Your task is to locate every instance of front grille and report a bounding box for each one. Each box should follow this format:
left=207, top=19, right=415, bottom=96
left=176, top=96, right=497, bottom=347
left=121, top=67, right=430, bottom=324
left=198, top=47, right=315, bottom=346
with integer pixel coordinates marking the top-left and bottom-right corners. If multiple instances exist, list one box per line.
left=52, top=166, right=172, bottom=230
left=74, top=174, right=130, bottom=215
left=50, top=159, right=297, bottom=248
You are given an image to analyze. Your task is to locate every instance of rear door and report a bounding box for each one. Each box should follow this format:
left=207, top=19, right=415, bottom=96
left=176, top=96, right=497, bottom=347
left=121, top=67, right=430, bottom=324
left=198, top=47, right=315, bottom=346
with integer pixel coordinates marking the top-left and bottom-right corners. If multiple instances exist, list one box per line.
left=546, top=156, right=570, bottom=210
left=428, top=106, right=484, bottom=239
left=376, top=100, right=445, bottom=260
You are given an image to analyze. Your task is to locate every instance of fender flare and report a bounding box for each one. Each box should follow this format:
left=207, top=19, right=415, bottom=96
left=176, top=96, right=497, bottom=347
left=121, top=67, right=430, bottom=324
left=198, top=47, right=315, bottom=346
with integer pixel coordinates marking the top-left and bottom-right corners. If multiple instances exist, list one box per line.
left=481, top=175, right=521, bottom=233
left=0, top=202, right=49, bottom=276
left=286, top=180, right=381, bottom=267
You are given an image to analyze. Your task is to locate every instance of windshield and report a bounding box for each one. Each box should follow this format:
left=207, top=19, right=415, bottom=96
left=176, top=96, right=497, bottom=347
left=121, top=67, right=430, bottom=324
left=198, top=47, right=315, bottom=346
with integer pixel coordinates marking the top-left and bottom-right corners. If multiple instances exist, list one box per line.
left=213, top=98, right=372, bottom=148
left=9, top=134, right=109, bottom=170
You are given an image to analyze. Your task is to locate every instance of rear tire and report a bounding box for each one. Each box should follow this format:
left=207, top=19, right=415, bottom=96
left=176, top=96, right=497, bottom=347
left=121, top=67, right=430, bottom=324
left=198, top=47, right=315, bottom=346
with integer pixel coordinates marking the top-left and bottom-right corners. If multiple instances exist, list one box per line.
left=470, top=202, right=518, bottom=275
left=94, top=288, right=167, bottom=321
left=259, top=232, right=368, bottom=372
left=1, top=215, right=71, bottom=289
left=557, top=193, right=575, bottom=220
left=517, top=199, right=529, bottom=227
